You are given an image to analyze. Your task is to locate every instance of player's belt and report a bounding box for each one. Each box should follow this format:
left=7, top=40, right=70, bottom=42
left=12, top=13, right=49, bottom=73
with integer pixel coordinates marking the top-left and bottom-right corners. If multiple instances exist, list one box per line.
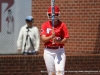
left=45, top=46, right=63, bottom=49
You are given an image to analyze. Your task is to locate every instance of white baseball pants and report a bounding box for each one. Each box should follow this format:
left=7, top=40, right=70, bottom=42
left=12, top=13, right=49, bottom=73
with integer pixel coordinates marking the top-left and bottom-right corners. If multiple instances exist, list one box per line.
left=43, top=48, right=66, bottom=75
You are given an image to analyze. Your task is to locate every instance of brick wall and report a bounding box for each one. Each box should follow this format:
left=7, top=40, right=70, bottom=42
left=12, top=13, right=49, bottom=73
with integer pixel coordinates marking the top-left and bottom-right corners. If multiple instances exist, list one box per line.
left=0, top=55, right=100, bottom=75
left=0, top=0, right=100, bottom=75
left=32, top=0, right=100, bottom=55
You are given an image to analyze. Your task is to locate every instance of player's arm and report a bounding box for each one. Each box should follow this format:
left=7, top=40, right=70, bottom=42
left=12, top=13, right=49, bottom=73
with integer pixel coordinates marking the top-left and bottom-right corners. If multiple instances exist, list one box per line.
left=41, top=35, right=51, bottom=43
left=41, top=33, right=55, bottom=43
left=41, top=27, right=55, bottom=43
left=55, top=24, right=69, bottom=44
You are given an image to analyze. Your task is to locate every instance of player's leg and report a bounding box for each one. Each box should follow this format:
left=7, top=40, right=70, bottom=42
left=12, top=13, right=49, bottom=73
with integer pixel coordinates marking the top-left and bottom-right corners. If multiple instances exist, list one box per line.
left=9, top=22, right=12, bottom=34
left=43, top=48, right=56, bottom=75
left=55, top=48, right=66, bottom=75
left=7, top=23, right=9, bottom=34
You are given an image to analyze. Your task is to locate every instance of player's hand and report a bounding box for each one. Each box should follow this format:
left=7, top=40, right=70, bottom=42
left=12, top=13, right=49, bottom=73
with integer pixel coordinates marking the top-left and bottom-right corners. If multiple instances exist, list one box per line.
left=51, top=28, right=55, bottom=39
left=54, top=37, right=61, bottom=43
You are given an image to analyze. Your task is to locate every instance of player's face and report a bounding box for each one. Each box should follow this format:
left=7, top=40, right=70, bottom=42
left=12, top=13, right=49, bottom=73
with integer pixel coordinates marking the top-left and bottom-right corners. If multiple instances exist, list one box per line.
left=48, top=14, right=59, bottom=21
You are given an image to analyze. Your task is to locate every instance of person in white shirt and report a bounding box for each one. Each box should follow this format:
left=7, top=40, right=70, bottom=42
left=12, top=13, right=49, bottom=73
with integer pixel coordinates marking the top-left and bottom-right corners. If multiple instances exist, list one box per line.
left=17, top=16, right=40, bottom=55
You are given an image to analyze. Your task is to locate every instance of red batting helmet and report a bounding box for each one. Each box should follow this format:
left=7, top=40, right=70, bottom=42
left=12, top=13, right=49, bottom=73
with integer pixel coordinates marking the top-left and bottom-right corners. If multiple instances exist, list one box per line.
left=47, top=6, right=60, bottom=14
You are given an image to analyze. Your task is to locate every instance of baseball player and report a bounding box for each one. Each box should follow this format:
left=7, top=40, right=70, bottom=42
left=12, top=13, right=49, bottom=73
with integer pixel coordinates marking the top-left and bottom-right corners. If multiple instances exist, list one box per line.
left=6, top=9, right=14, bottom=34
left=40, top=6, right=69, bottom=75
left=17, top=16, right=40, bottom=55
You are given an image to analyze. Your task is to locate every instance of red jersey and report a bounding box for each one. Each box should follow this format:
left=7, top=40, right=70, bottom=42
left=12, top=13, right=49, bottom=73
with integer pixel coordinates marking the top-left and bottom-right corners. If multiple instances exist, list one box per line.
left=40, top=20, right=69, bottom=46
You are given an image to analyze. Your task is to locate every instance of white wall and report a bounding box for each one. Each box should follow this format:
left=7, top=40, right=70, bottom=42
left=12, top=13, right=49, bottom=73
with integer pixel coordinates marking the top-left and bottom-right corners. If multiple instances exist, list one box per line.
left=0, top=0, right=32, bottom=54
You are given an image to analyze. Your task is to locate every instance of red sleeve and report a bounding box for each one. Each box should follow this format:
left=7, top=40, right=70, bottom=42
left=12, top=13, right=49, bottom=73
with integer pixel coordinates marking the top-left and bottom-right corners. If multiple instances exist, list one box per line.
left=62, top=23, right=69, bottom=38
left=12, top=16, right=14, bottom=21
left=40, top=23, right=46, bottom=36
